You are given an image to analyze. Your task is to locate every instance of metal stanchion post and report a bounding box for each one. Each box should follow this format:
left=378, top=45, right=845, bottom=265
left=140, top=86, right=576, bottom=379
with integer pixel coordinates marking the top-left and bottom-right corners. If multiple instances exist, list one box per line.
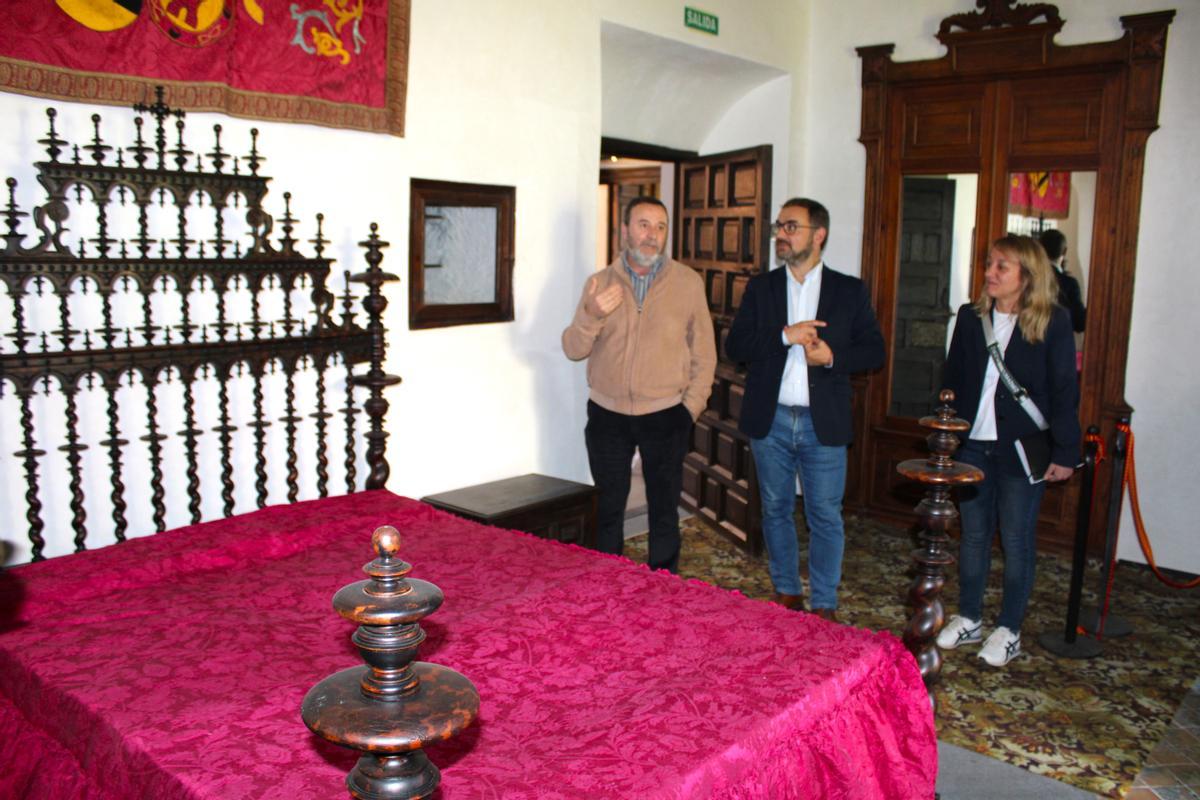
left=1038, top=426, right=1102, bottom=658
left=1080, top=416, right=1134, bottom=637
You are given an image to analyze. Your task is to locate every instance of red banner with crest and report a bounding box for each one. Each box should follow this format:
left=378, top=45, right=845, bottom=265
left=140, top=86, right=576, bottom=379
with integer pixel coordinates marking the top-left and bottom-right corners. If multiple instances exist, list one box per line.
left=0, top=0, right=409, bottom=136
left=1009, top=171, right=1071, bottom=219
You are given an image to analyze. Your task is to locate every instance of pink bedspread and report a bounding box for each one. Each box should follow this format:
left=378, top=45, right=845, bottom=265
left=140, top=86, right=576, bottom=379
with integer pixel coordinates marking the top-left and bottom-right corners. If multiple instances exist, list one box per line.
left=0, top=491, right=936, bottom=799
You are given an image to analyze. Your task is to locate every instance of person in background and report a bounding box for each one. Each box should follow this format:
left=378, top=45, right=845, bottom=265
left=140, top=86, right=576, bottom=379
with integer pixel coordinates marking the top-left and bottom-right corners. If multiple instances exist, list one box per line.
left=1038, top=229, right=1086, bottom=334
left=724, top=198, right=884, bottom=622
left=937, top=235, right=1081, bottom=667
left=562, top=197, right=716, bottom=573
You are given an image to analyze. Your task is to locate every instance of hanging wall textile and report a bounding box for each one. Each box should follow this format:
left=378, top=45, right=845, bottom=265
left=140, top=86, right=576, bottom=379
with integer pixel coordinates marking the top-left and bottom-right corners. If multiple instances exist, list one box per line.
left=1009, top=171, right=1071, bottom=219
left=0, top=0, right=410, bottom=136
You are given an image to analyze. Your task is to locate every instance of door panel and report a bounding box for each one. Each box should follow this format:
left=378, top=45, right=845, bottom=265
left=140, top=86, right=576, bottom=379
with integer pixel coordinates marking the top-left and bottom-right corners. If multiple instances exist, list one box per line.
left=674, top=145, right=772, bottom=554
left=600, top=167, right=660, bottom=265
left=890, top=177, right=956, bottom=419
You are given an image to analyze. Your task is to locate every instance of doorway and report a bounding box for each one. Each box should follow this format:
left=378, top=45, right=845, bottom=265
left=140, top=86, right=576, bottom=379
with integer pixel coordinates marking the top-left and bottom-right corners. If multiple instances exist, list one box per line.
left=597, top=139, right=774, bottom=553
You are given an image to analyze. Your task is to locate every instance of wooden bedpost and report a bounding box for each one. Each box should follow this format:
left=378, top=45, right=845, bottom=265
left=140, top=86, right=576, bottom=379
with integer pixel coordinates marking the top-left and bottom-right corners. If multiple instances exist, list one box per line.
left=302, top=525, right=479, bottom=799
left=352, top=224, right=401, bottom=491
left=896, top=390, right=983, bottom=709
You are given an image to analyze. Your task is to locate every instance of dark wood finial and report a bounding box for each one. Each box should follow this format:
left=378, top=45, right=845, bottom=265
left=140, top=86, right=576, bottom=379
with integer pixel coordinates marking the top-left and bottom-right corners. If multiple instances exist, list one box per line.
left=350, top=225, right=400, bottom=490
left=302, top=527, right=479, bottom=799
left=373, top=524, right=401, bottom=558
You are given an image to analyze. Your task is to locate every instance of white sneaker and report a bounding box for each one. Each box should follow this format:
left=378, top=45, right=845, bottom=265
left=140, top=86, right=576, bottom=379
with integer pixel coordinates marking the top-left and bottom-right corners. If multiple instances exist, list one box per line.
left=936, top=615, right=982, bottom=649
left=979, top=626, right=1021, bottom=667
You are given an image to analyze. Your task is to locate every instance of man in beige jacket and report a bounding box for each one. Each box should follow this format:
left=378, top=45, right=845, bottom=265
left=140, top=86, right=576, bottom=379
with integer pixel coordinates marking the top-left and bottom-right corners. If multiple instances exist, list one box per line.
left=562, top=197, right=716, bottom=572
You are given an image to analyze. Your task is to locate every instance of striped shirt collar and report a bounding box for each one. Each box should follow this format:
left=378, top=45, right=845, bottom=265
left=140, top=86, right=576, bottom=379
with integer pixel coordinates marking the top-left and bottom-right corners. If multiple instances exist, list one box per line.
left=622, top=251, right=665, bottom=308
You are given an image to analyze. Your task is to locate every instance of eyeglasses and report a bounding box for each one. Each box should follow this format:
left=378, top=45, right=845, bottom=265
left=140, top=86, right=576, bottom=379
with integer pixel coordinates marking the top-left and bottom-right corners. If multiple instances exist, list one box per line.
left=770, top=221, right=818, bottom=235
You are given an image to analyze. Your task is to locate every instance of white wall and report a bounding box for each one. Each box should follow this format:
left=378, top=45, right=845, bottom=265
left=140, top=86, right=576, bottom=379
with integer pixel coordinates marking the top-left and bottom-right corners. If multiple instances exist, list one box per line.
left=700, top=73, right=793, bottom=223
left=801, top=0, right=1200, bottom=574
left=1115, top=2, right=1200, bottom=575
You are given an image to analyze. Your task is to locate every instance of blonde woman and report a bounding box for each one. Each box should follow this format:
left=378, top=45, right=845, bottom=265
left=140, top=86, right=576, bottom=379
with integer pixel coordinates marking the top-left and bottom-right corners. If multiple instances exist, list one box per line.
left=936, top=235, right=1081, bottom=667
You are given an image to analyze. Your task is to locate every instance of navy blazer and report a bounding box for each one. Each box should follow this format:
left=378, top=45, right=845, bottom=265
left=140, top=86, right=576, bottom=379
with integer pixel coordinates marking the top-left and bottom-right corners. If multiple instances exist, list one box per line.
left=725, top=265, right=884, bottom=444
left=942, top=303, right=1081, bottom=472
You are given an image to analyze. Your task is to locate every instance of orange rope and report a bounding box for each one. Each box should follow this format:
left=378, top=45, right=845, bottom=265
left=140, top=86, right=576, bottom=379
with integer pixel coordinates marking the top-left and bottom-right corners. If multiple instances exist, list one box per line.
left=1117, top=422, right=1200, bottom=589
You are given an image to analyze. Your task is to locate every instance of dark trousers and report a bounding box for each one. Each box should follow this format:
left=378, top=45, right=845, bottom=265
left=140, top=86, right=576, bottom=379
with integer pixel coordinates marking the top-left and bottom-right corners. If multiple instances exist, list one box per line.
left=584, top=400, right=692, bottom=573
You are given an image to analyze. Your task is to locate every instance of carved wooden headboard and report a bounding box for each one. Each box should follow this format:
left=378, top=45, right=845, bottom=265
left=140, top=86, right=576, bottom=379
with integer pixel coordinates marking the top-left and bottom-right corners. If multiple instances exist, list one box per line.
left=0, top=89, right=400, bottom=562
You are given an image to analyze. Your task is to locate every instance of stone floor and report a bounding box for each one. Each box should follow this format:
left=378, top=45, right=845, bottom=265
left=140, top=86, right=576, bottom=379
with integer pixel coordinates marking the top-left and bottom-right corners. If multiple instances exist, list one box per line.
left=1126, top=678, right=1200, bottom=799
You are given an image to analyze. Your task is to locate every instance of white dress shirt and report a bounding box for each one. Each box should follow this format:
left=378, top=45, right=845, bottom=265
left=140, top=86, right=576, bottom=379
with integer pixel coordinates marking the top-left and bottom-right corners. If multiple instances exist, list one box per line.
left=777, top=262, right=823, bottom=407
left=970, top=310, right=1017, bottom=440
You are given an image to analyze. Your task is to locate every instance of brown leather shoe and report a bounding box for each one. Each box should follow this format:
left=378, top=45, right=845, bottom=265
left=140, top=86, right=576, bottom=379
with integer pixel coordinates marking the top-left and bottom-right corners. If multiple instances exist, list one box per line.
left=771, top=593, right=805, bottom=611
left=813, top=608, right=840, bottom=623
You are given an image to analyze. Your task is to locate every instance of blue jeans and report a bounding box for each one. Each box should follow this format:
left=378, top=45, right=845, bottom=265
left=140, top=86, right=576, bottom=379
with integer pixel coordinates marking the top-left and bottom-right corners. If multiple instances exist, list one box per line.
left=955, top=439, right=1047, bottom=632
left=749, top=405, right=847, bottom=609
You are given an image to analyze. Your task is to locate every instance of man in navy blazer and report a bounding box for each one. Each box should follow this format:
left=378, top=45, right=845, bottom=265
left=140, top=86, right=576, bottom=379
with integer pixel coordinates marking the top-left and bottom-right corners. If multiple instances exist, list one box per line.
left=725, top=198, right=884, bottom=620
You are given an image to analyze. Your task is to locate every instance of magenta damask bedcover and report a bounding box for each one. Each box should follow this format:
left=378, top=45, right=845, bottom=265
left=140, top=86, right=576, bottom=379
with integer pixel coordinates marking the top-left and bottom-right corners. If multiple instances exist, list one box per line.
left=0, top=490, right=936, bottom=799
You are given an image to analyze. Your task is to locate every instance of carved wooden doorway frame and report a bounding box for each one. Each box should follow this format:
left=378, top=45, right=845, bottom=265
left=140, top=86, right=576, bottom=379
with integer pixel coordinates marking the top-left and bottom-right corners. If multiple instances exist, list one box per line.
left=851, top=1, right=1174, bottom=555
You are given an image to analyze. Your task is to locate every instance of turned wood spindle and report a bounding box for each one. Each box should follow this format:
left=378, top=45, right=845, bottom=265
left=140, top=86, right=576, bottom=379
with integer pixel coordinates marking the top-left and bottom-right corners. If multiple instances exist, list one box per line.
left=302, top=526, right=479, bottom=800
left=896, top=389, right=983, bottom=709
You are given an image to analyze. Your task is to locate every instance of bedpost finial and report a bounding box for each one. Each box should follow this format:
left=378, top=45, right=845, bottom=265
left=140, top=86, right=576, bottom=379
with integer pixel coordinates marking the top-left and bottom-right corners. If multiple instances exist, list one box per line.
left=41, top=108, right=66, bottom=164
left=372, top=524, right=401, bottom=559
left=304, top=527, right=479, bottom=800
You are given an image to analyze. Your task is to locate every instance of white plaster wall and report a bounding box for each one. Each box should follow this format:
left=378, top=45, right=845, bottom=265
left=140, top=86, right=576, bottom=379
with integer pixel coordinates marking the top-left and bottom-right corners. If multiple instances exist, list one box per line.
left=700, top=73, right=793, bottom=223
left=801, top=0, right=1200, bottom=574
left=601, top=0, right=802, bottom=69
left=1115, top=2, right=1200, bottom=575
left=1069, top=172, right=1096, bottom=294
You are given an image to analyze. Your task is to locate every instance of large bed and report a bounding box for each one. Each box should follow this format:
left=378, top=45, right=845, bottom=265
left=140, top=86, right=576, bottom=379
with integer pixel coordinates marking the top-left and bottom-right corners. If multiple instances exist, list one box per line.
left=1, top=491, right=936, bottom=798
left=0, top=94, right=936, bottom=799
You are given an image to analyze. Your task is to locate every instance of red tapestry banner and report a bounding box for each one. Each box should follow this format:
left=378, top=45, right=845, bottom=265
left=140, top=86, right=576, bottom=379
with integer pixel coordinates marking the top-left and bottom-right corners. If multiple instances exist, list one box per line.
left=1009, top=171, right=1071, bottom=219
left=0, top=0, right=409, bottom=136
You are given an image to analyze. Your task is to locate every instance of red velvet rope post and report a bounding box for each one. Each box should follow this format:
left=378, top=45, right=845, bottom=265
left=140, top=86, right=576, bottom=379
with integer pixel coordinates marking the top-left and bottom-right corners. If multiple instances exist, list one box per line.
left=1116, top=422, right=1200, bottom=590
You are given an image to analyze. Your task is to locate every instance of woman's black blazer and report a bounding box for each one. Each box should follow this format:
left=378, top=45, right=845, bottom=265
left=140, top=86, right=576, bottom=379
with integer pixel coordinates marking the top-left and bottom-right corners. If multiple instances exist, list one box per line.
left=942, top=303, right=1081, bottom=471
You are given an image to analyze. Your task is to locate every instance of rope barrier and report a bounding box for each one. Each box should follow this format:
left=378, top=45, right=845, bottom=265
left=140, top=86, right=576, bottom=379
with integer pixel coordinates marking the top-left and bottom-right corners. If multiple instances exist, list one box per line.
left=1115, top=421, right=1200, bottom=590
left=1083, top=430, right=1106, bottom=465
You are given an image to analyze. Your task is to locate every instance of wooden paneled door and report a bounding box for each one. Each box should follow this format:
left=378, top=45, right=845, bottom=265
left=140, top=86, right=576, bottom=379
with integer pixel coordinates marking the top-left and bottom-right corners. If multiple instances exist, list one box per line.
left=600, top=167, right=660, bottom=265
left=673, top=145, right=772, bottom=554
left=891, top=177, right=957, bottom=419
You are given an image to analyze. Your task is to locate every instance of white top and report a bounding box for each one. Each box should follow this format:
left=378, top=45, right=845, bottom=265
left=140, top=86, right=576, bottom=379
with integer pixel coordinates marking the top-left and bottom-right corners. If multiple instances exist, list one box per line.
left=970, top=310, right=1017, bottom=441
left=778, top=262, right=823, bottom=407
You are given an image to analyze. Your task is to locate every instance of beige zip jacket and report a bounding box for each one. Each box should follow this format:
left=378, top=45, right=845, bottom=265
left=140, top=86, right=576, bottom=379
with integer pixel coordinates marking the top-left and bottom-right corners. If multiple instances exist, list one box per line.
left=562, top=257, right=716, bottom=420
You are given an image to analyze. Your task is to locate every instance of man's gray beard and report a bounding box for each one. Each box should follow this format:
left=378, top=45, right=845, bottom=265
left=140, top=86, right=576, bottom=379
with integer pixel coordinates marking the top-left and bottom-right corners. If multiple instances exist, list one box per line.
left=627, top=247, right=664, bottom=270
left=776, top=245, right=812, bottom=268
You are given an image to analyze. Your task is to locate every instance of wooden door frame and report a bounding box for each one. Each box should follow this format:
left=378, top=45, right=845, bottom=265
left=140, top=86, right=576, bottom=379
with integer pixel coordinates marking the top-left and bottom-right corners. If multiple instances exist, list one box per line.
left=599, top=136, right=698, bottom=263
left=853, top=3, right=1175, bottom=554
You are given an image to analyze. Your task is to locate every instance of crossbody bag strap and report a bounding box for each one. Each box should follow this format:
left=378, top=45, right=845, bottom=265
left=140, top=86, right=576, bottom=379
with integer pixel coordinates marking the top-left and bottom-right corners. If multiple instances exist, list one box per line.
left=980, top=312, right=1049, bottom=431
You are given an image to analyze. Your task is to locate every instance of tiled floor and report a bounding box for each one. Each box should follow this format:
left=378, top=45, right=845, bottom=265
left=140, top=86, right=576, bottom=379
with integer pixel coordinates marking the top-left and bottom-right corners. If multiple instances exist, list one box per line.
left=1125, top=678, right=1200, bottom=799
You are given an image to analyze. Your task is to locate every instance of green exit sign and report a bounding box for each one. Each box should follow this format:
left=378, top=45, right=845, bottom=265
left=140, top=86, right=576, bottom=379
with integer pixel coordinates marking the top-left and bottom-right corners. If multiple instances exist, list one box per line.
left=684, top=7, right=718, bottom=36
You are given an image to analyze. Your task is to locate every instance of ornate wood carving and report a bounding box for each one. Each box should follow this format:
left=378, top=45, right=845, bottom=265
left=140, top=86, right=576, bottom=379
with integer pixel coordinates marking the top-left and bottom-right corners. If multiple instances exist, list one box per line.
left=0, top=90, right=397, bottom=560
left=938, top=0, right=1063, bottom=39
left=852, top=6, right=1175, bottom=557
